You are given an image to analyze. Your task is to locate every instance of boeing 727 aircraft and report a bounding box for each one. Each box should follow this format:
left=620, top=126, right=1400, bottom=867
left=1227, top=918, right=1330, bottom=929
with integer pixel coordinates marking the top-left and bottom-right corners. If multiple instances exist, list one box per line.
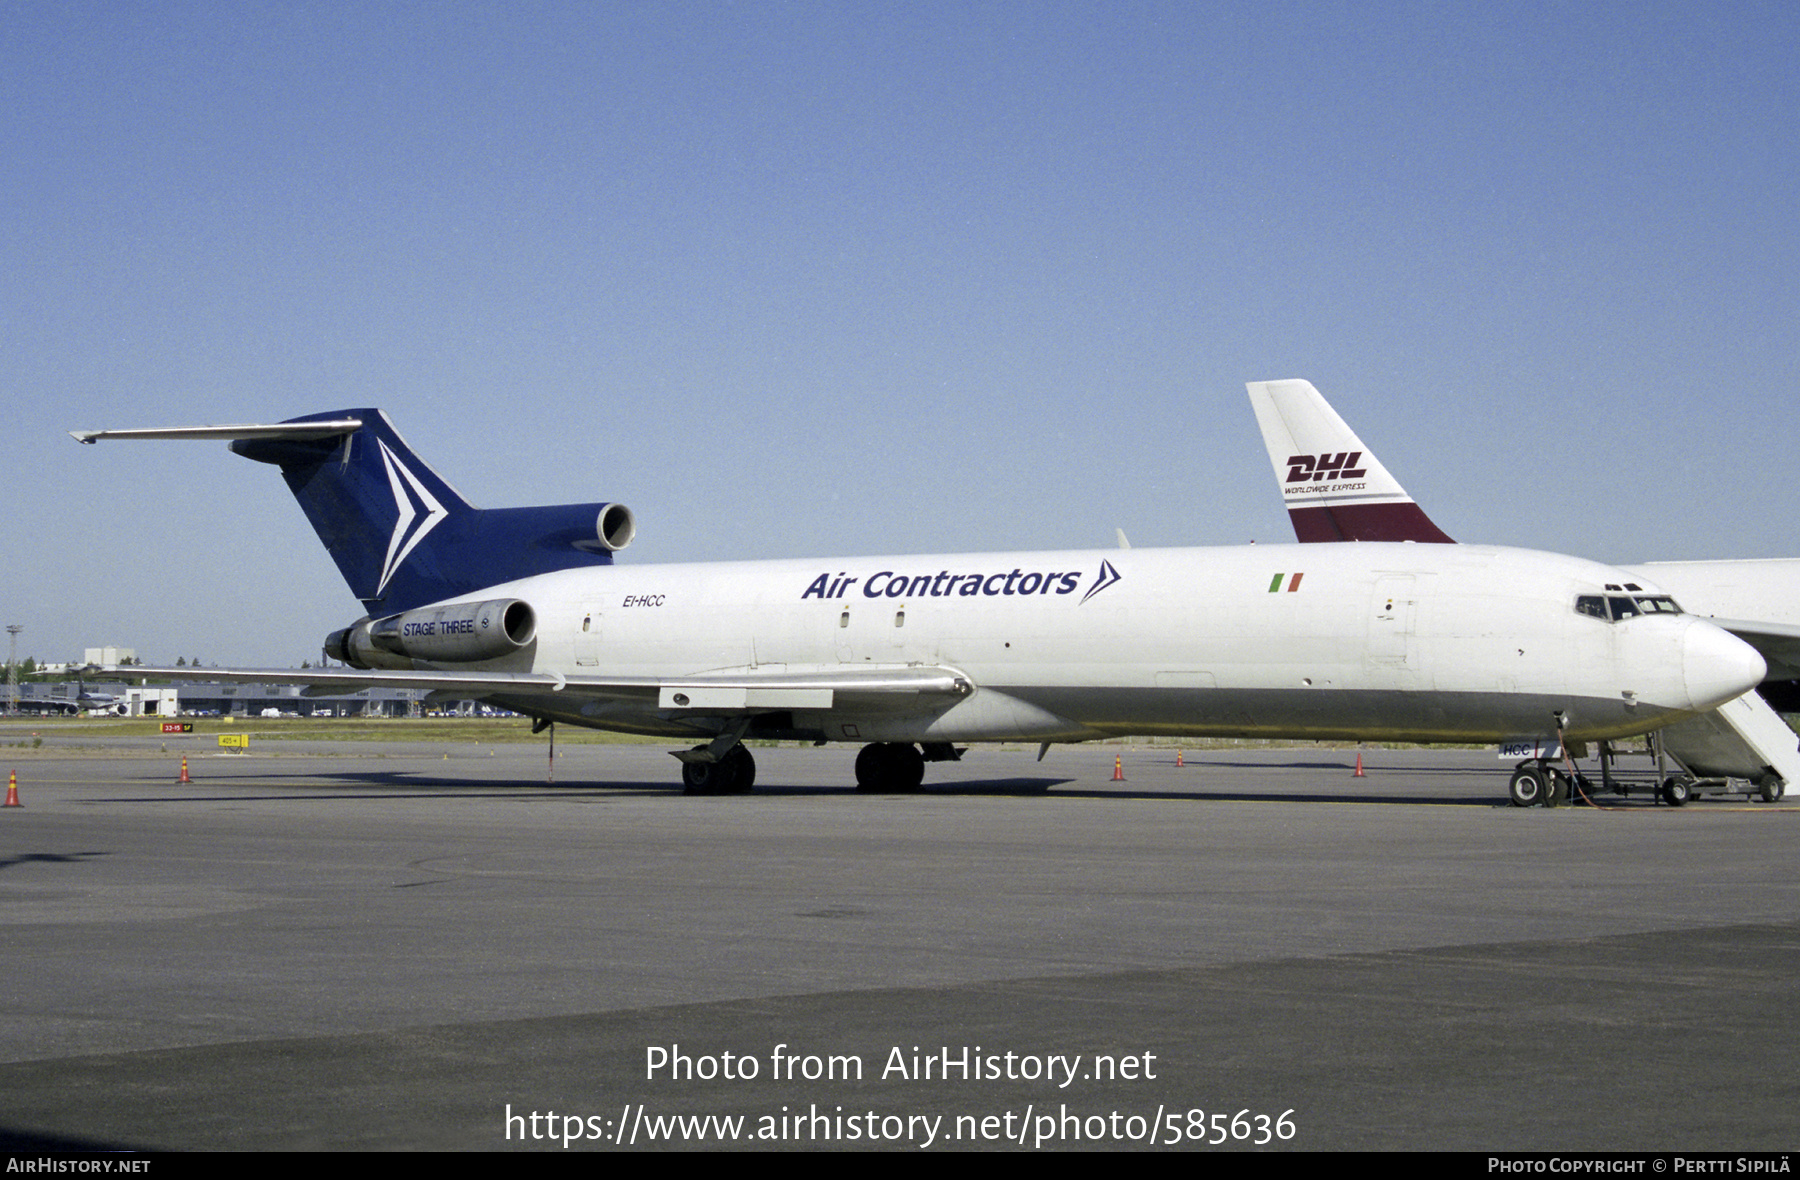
left=72, top=405, right=1765, bottom=793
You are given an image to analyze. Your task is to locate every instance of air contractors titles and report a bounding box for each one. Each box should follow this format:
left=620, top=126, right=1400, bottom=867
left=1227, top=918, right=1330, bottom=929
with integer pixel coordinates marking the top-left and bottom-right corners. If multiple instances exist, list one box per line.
left=802, top=568, right=1083, bottom=601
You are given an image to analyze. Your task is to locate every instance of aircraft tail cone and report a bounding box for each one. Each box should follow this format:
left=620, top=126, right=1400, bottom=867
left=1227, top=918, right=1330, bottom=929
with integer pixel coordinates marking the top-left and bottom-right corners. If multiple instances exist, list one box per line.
left=4, top=771, right=19, bottom=808
left=178, top=755, right=190, bottom=784
left=1353, top=751, right=1365, bottom=777
left=1112, top=754, right=1125, bottom=782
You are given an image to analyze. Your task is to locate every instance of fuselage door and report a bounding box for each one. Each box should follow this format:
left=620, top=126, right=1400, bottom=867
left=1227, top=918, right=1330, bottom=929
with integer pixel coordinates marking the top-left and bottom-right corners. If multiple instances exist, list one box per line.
left=574, top=608, right=603, bottom=666
left=1370, top=574, right=1418, bottom=672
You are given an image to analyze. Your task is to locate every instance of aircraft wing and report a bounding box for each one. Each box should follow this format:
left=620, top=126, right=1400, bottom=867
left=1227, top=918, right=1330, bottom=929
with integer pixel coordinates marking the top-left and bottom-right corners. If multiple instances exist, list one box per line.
left=96, top=664, right=974, bottom=711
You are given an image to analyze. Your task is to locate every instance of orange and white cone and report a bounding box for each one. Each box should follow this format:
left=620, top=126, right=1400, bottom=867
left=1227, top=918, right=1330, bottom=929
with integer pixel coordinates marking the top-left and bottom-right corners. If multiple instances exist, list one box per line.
left=4, top=771, right=19, bottom=808
left=1353, top=751, right=1365, bottom=778
left=179, top=755, right=191, bottom=784
left=1175, top=749, right=1184, bottom=768
left=1112, top=754, right=1125, bottom=782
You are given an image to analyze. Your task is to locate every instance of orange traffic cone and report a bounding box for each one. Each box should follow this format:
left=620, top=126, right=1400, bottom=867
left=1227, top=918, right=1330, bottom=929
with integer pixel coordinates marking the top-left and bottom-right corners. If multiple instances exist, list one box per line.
left=1112, top=754, right=1125, bottom=782
left=1175, top=749, right=1184, bottom=768
left=179, top=755, right=191, bottom=784
left=4, top=771, right=19, bottom=808
left=1353, top=751, right=1365, bottom=777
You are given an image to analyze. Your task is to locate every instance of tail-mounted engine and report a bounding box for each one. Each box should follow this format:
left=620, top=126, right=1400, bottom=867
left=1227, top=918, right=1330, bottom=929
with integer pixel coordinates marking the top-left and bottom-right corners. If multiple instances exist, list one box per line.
left=326, top=598, right=537, bottom=669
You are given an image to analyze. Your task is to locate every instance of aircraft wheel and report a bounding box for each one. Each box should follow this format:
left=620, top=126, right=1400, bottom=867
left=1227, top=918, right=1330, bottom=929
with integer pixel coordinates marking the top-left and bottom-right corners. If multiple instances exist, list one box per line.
left=723, top=744, right=756, bottom=793
left=1545, top=769, right=1569, bottom=808
left=892, top=742, right=925, bottom=790
left=855, top=743, right=926, bottom=792
left=682, top=747, right=743, bottom=796
left=855, top=743, right=902, bottom=791
left=1660, top=776, right=1691, bottom=807
left=1758, top=776, right=1783, bottom=803
left=1508, top=766, right=1547, bottom=808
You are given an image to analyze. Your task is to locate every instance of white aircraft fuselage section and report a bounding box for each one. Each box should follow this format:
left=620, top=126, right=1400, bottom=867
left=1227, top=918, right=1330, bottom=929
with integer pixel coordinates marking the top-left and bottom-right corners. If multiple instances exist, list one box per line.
left=418, top=542, right=1758, bottom=746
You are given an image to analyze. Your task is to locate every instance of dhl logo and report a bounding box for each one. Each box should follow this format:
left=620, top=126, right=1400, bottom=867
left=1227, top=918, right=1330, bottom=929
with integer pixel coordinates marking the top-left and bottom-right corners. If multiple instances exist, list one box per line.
left=1284, top=452, right=1367, bottom=483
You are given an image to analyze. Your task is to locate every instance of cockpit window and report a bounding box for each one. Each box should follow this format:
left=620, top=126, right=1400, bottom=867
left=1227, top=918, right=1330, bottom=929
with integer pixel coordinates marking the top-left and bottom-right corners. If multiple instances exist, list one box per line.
left=1577, top=594, right=1684, bottom=621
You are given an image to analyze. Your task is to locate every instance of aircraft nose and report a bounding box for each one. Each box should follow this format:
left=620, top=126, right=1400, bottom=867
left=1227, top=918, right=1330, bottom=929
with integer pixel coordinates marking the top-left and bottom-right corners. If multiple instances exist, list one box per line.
left=1681, top=619, right=1767, bottom=710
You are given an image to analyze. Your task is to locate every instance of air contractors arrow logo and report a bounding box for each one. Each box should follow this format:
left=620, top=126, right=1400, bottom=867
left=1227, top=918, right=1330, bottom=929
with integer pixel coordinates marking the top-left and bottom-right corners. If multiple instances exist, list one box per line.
left=1081, top=559, right=1123, bottom=604
left=376, top=439, right=448, bottom=596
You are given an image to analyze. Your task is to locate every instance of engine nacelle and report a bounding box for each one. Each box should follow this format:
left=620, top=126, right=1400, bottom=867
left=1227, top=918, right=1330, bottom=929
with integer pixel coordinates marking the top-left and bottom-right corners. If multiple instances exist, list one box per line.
left=326, top=598, right=536, bottom=669
left=594, top=503, right=636, bottom=551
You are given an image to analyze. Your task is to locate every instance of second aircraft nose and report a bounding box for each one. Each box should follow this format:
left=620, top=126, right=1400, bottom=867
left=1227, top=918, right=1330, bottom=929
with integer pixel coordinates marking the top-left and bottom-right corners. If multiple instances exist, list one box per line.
left=1681, top=619, right=1767, bottom=711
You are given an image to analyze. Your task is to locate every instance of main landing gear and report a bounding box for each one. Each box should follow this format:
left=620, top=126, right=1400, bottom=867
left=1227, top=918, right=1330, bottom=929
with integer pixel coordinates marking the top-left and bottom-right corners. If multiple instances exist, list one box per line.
left=854, top=742, right=926, bottom=792
left=681, top=744, right=756, bottom=795
left=675, top=739, right=959, bottom=794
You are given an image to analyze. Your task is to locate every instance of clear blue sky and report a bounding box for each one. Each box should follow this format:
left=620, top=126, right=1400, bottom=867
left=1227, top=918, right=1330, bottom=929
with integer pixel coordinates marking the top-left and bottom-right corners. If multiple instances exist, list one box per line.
left=5, top=1, right=1796, bottom=666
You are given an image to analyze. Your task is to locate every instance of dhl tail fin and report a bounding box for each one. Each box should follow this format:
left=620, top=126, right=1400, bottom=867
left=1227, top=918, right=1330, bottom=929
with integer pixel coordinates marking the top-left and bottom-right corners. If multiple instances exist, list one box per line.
left=1245, top=379, right=1454, bottom=544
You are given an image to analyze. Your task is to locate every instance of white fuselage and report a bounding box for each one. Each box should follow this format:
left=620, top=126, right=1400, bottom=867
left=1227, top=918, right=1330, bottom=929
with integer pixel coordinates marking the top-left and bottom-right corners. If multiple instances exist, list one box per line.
left=415, top=542, right=1763, bottom=747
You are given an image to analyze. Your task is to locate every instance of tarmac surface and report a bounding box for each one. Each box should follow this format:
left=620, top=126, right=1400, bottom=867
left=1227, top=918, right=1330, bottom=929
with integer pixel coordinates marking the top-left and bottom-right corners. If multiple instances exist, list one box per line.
left=0, top=732, right=1795, bottom=1151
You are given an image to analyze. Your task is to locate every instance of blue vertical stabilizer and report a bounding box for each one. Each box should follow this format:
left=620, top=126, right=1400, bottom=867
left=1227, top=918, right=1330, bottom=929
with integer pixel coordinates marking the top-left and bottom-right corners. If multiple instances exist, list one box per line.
left=231, top=409, right=633, bottom=615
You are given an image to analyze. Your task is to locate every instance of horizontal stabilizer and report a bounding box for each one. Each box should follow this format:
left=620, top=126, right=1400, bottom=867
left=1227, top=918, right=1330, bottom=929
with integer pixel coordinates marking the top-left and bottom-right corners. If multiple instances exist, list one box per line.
left=71, top=419, right=363, bottom=444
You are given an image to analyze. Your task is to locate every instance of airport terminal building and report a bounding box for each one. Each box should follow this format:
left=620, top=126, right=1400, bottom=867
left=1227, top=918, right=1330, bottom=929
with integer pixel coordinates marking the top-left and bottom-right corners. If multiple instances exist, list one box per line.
left=9, top=680, right=448, bottom=718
